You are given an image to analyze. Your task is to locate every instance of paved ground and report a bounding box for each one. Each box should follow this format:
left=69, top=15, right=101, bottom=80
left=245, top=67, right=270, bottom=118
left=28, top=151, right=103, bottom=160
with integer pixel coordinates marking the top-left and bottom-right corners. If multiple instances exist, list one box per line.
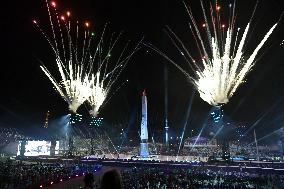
left=47, top=167, right=111, bottom=189
left=48, top=176, right=84, bottom=189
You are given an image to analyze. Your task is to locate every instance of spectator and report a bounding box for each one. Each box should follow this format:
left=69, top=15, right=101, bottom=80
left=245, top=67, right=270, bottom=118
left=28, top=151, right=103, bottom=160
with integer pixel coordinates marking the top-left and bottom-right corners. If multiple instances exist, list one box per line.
left=100, top=168, right=122, bottom=189
left=83, top=173, right=96, bottom=189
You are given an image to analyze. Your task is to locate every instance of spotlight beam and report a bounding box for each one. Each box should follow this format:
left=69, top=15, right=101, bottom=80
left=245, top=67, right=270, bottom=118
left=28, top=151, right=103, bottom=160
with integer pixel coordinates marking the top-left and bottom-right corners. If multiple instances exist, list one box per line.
left=176, top=90, right=195, bottom=158
left=246, top=126, right=284, bottom=147
left=244, top=98, right=283, bottom=136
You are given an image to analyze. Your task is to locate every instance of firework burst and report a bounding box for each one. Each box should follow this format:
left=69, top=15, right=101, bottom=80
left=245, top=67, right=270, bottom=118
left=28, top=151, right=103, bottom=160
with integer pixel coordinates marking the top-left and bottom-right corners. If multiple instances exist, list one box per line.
left=147, top=1, right=278, bottom=106
left=87, top=34, right=141, bottom=117
left=33, top=0, right=93, bottom=113
left=34, top=0, right=141, bottom=114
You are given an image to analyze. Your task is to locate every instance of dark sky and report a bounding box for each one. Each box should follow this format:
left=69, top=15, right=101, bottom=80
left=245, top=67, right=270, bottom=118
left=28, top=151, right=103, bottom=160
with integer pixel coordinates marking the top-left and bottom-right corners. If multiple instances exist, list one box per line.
left=0, top=0, right=284, bottom=143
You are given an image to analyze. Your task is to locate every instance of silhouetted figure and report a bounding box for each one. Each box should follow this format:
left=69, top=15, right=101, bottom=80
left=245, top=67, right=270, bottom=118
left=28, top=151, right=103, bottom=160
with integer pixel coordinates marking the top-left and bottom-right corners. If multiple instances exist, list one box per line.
left=84, top=173, right=95, bottom=189
left=100, top=168, right=122, bottom=189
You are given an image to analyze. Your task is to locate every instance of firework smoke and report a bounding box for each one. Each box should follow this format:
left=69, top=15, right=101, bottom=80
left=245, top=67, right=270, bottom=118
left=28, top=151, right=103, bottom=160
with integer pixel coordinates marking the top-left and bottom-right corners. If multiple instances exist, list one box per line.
left=148, top=1, right=278, bottom=106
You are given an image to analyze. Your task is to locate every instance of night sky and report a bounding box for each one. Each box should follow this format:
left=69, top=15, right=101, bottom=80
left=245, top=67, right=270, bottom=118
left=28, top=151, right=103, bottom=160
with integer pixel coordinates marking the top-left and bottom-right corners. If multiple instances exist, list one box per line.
left=0, top=0, right=284, bottom=143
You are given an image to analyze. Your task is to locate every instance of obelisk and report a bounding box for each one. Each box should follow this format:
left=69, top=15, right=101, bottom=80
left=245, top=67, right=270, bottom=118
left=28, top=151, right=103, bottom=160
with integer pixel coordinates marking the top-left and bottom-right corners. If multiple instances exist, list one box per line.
left=140, top=90, right=149, bottom=157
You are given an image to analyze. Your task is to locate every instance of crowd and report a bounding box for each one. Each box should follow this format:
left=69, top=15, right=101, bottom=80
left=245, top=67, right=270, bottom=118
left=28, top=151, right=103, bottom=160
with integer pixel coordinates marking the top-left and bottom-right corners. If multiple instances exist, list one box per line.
left=179, top=146, right=223, bottom=157
left=0, top=127, right=23, bottom=154
left=0, top=159, right=101, bottom=189
left=121, top=167, right=284, bottom=189
left=1, top=157, right=284, bottom=189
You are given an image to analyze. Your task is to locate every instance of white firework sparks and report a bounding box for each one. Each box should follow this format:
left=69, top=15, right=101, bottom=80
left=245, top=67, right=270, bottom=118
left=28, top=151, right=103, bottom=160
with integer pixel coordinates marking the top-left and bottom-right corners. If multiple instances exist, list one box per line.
left=87, top=36, right=141, bottom=117
left=194, top=21, right=277, bottom=106
left=148, top=1, right=278, bottom=106
left=40, top=62, right=92, bottom=113
left=33, top=0, right=93, bottom=113
left=34, top=1, right=140, bottom=114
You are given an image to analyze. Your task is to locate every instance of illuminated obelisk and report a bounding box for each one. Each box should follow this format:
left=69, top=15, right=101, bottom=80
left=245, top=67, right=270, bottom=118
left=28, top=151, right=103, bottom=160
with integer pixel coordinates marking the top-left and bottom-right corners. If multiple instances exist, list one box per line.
left=140, top=90, right=149, bottom=158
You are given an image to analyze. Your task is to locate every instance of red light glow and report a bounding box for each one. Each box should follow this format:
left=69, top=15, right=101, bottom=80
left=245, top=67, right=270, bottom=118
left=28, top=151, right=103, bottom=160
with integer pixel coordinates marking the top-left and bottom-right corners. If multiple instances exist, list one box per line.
left=51, top=1, right=56, bottom=7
